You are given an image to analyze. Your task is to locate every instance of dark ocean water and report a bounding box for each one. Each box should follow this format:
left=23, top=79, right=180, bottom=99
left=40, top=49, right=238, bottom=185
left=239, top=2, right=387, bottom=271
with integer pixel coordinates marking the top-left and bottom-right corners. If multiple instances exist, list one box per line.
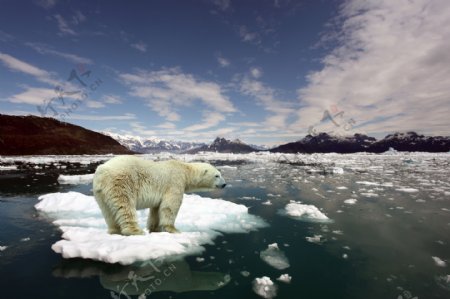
left=0, top=153, right=449, bottom=299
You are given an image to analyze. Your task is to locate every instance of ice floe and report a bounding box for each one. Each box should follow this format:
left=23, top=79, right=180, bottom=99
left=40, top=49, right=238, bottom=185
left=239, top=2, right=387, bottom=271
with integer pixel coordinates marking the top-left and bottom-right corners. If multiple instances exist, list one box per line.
left=432, top=256, right=447, bottom=267
left=252, top=276, right=277, bottom=299
left=0, top=246, right=7, bottom=251
left=260, top=243, right=290, bottom=270
left=305, top=235, right=323, bottom=244
left=276, top=274, right=291, bottom=284
left=279, top=201, right=331, bottom=223
left=35, top=191, right=267, bottom=264
left=396, top=187, right=419, bottom=193
left=344, top=198, right=357, bottom=205
left=57, top=174, right=94, bottom=185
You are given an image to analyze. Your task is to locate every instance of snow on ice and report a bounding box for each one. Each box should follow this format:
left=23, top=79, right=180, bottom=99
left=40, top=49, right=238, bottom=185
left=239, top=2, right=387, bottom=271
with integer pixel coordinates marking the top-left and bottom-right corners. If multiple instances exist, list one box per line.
left=35, top=191, right=267, bottom=265
left=276, top=274, right=292, bottom=284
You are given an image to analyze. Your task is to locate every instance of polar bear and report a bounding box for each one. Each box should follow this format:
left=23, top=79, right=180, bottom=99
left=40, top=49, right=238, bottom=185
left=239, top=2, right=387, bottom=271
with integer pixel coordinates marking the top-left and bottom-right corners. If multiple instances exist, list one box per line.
left=92, top=155, right=226, bottom=235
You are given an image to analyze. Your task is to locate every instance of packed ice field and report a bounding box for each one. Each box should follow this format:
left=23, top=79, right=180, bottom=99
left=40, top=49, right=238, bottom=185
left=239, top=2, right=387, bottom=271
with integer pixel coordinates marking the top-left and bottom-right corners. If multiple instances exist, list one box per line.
left=1, top=151, right=450, bottom=297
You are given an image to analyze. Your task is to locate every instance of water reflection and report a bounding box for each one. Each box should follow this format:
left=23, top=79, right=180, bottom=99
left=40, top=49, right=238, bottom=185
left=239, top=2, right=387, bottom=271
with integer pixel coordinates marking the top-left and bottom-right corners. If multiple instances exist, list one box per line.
left=53, top=258, right=230, bottom=297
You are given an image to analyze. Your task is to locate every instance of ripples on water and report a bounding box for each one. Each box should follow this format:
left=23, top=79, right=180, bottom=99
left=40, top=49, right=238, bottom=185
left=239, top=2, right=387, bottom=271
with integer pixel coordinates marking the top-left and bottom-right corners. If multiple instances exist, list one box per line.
left=0, top=152, right=449, bottom=299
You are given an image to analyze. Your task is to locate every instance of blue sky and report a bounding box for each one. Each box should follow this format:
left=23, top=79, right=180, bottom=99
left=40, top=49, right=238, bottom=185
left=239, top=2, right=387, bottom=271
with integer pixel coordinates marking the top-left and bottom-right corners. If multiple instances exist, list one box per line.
left=1, top=0, right=449, bottom=145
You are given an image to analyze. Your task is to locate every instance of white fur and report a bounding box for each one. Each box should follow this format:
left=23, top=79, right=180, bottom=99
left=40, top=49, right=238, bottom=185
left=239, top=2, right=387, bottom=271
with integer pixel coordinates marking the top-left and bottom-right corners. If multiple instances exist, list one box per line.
left=92, top=155, right=226, bottom=235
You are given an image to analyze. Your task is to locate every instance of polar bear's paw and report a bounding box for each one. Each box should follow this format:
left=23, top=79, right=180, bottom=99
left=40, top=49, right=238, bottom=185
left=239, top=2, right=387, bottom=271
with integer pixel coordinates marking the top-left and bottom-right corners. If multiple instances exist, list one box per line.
left=121, top=226, right=145, bottom=236
left=160, top=225, right=180, bottom=233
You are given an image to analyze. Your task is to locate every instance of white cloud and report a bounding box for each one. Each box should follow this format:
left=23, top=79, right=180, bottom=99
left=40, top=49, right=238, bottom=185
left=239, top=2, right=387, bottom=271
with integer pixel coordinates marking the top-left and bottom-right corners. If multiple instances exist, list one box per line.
left=250, top=67, right=263, bottom=79
left=0, top=52, right=58, bottom=85
left=9, top=87, right=56, bottom=105
left=131, top=41, right=147, bottom=52
left=240, top=73, right=295, bottom=130
left=26, top=42, right=92, bottom=65
left=119, top=67, right=236, bottom=122
left=217, top=54, right=230, bottom=67
left=295, top=0, right=450, bottom=136
left=69, top=113, right=136, bottom=121
left=72, top=10, right=86, bottom=25
left=101, top=94, right=123, bottom=104
left=239, top=26, right=260, bottom=44
left=85, top=100, right=105, bottom=109
left=35, top=0, right=57, bottom=9
left=54, top=14, right=77, bottom=36
left=211, top=0, right=231, bottom=12
left=156, top=122, right=176, bottom=129
left=184, top=111, right=225, bottom=131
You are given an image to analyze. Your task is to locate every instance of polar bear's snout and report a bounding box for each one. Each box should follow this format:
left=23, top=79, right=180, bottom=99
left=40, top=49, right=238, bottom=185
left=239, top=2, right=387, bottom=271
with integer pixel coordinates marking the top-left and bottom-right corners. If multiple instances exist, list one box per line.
left=214, top=174, right=227, bottom=189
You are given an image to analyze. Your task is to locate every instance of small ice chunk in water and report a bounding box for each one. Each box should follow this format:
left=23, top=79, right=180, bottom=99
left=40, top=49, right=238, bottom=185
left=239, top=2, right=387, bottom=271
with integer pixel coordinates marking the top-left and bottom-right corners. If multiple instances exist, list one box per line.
left=262, top=200, right=272, bottom=205
left=280, top=202, right=331, bottom=223
left=305, top=235, right=322, bottom=244
left=432, top=256, right=447, bottom=267
left=196, top=257, right=205, bottom=262
left=20, top=237, right=30, bottom=242
left=0, top=246, right=7, bottom=251
left=337, top=186, right=348, bottom=190
left=396, top=187, right=419, bottom=193
left=240, top=271, right=250, bottom=277
left=252, top=276, right=277, bottom=299
left=260, top=243, right=290, bottom=270
left=435, top=274, right=450, bottom=290
left=276, top=274, right=292, bottom=284
left=57, top=174, right=94, bottom=185
left=344, top=198, right=357, bottom=205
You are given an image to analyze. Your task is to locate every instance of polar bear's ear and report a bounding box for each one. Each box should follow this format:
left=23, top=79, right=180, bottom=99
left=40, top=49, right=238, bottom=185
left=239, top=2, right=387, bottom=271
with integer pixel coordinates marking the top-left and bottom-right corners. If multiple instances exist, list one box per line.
left=203, top=169, right=208, bottom=176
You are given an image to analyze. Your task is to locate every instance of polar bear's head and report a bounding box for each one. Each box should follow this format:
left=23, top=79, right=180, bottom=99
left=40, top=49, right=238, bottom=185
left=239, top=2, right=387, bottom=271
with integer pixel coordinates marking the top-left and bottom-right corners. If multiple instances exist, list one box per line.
left=189, top=162, right=226, bottom=191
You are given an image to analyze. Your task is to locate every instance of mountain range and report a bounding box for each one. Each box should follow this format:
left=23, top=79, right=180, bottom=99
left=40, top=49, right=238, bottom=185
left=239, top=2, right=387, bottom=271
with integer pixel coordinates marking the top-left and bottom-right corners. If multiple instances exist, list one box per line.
left=1, top=114, right=449, bottom=155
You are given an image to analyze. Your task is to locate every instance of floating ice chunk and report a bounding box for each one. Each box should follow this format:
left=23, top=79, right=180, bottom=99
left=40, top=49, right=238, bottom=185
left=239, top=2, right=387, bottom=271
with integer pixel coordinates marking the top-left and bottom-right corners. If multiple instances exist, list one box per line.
left=344, top=199, right=357, bottom=205
left=280, top=202, right=331, bottom=223
left=336, top=186, right=348, bottom=190
left=331, top=167, right=344, bottom=174
left=342, top=254, right=348, bottom=259
left=196, top=257, right=205, bottom=262
left=20, top=237, right=30, bottom=242
left=241, top=270, right=250, bottom=277
left=435, top=274, right=450, bottom=290
left=217, top=165, right=237, bottom=170
left=360, top=193, right=379, bottom=198
left=239, top=196, right=260, bottom=200
left=57, top=174, right=94, bottom=185
left=276, top=274, right=291, bottom=284
left=260, top=243, right=290, bottom=270
left=262, top=200, right=272, bottom=205
left=0, top=165, right=17, bottom=171
left=356, top=181, right=380, bottom=186
left=416, top=199, right=426, bottom=203
left=305, top=235, right=322, bottom=244
left=35, top=192, right=267, bottom=265
left=0, top=246, right=7, bottom=251
left=252, top=276, right=277, bottom=299
left=396, top=187, right=419, bottom=193
left=432, top=256, right=447, bottom=267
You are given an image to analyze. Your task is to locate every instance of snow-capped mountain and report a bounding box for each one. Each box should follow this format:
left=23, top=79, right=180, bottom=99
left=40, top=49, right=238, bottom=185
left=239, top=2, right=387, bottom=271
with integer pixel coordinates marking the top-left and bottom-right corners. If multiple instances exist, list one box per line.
left=102, top=132, right=206, bottom=153
left=187, top=137, right=258, bottom=154
left=271, top=132, right=450, bottom=153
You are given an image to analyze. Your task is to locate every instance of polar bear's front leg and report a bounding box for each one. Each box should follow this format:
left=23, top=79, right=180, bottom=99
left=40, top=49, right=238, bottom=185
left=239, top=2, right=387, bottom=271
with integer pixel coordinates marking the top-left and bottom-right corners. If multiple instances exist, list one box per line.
left=148, top=206, right=160, bottom=232
left=158, top=190, right=183, bottom=233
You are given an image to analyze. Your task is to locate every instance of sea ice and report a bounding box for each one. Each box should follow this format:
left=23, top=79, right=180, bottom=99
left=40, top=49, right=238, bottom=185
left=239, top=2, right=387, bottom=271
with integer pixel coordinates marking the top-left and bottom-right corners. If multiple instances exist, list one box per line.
left=35, top=191, right=267, bottom=265
left=344, top=198, right=357, bottom=205
left=276, top=274, right=291, bottom=284
left=260, top=243, right=290, bottom=270
left=305, top=235, right=322, bottom=244
left=240, top=270, right=250, bottom=277
left=0, top=246, right=7, bottom=251
left=252, top=276, right=277, bottom=299
left=432, top=256, right=447, bottom=267
left=57, top=174, right=94, bottom=185
left=280, top=201, right=331, bottom=223
left=396, top=187, right=419, bottom=193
